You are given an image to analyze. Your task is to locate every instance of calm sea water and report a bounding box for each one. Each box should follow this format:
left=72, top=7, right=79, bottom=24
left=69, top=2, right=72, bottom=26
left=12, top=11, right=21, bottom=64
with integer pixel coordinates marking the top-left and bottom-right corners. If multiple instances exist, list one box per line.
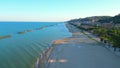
left=0, top=22, right=71, bottom=68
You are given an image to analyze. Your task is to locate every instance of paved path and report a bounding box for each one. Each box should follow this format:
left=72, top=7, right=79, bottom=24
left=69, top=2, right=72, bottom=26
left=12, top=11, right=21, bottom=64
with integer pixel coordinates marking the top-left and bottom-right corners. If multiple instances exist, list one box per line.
left=45, top=24, right=120, bottom=68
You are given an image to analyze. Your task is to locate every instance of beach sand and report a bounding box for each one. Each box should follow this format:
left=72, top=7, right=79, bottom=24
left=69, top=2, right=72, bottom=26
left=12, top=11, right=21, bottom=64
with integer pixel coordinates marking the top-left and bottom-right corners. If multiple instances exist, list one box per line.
left=43, top=23, right=120, bottom=68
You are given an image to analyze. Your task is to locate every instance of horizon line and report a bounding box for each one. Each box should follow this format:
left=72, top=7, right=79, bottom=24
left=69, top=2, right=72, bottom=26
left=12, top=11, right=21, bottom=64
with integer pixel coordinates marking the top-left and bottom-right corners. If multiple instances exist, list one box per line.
left=0, top=21, right=65, bottom=22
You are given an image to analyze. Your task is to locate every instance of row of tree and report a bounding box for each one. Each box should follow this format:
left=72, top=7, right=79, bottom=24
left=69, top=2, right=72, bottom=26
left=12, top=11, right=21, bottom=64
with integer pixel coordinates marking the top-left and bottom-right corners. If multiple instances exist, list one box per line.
left=93, top=27, right=120, bottom=51
left=93, top=14, right=120, bottom=51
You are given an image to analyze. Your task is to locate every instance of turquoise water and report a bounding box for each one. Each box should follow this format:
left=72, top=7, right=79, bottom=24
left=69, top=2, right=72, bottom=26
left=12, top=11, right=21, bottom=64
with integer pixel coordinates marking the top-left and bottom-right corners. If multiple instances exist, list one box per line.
left=0, top=22, right=71, bottom=68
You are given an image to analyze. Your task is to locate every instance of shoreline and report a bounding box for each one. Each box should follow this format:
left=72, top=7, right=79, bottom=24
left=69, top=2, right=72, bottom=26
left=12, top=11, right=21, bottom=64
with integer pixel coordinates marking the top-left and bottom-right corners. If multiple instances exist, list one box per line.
left=35, top=23, right=98, bottom=68
left=34, top=41, right=56, bottom=68
left=34, top=23, right=72, bottom=68
left=37, top=23, right=120, bottom=68
left=35, top=23, right=95, bottom=67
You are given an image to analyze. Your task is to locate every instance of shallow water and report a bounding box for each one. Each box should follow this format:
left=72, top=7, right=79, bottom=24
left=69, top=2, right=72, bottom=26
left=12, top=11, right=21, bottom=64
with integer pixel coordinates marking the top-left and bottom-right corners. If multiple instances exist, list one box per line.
left=0, top=22, right=71, bottom=68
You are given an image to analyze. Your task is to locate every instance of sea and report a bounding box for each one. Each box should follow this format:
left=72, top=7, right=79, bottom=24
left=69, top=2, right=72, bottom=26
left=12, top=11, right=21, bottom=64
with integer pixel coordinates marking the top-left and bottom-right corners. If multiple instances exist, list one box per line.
left=0, top=22, right=71, bottom=68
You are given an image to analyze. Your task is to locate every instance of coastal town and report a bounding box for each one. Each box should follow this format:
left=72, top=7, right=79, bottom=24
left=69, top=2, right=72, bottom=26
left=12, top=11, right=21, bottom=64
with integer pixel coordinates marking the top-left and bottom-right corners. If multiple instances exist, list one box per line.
left=0, top=0, right=120, bottom=68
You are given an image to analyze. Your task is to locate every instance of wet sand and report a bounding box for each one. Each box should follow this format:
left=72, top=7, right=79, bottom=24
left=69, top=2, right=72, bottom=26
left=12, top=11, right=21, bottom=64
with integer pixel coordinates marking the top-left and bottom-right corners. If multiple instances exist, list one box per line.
left=43, top=23, right=120, bottom=68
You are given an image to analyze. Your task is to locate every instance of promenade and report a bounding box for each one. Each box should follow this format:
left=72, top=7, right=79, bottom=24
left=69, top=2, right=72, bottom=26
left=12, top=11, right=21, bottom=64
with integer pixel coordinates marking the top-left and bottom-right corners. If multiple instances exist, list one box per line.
left=44, top=24, right=120, bottom=68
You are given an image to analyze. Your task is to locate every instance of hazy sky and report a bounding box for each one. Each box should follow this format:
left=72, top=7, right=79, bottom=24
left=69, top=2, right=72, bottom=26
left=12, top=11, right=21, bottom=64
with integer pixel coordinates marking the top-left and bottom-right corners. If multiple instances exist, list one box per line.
left=0, top=0, right=120, bottom=22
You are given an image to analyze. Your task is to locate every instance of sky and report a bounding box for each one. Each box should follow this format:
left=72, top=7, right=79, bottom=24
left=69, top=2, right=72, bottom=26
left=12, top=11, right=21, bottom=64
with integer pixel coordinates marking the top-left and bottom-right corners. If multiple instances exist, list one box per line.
left=0, top=0, right=120, bottom=22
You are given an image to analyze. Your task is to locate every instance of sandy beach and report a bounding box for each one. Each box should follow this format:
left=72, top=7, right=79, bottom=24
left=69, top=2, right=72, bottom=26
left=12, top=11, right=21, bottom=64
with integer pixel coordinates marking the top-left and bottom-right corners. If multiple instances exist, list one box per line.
left=42, top=23, right=120, bottom=68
